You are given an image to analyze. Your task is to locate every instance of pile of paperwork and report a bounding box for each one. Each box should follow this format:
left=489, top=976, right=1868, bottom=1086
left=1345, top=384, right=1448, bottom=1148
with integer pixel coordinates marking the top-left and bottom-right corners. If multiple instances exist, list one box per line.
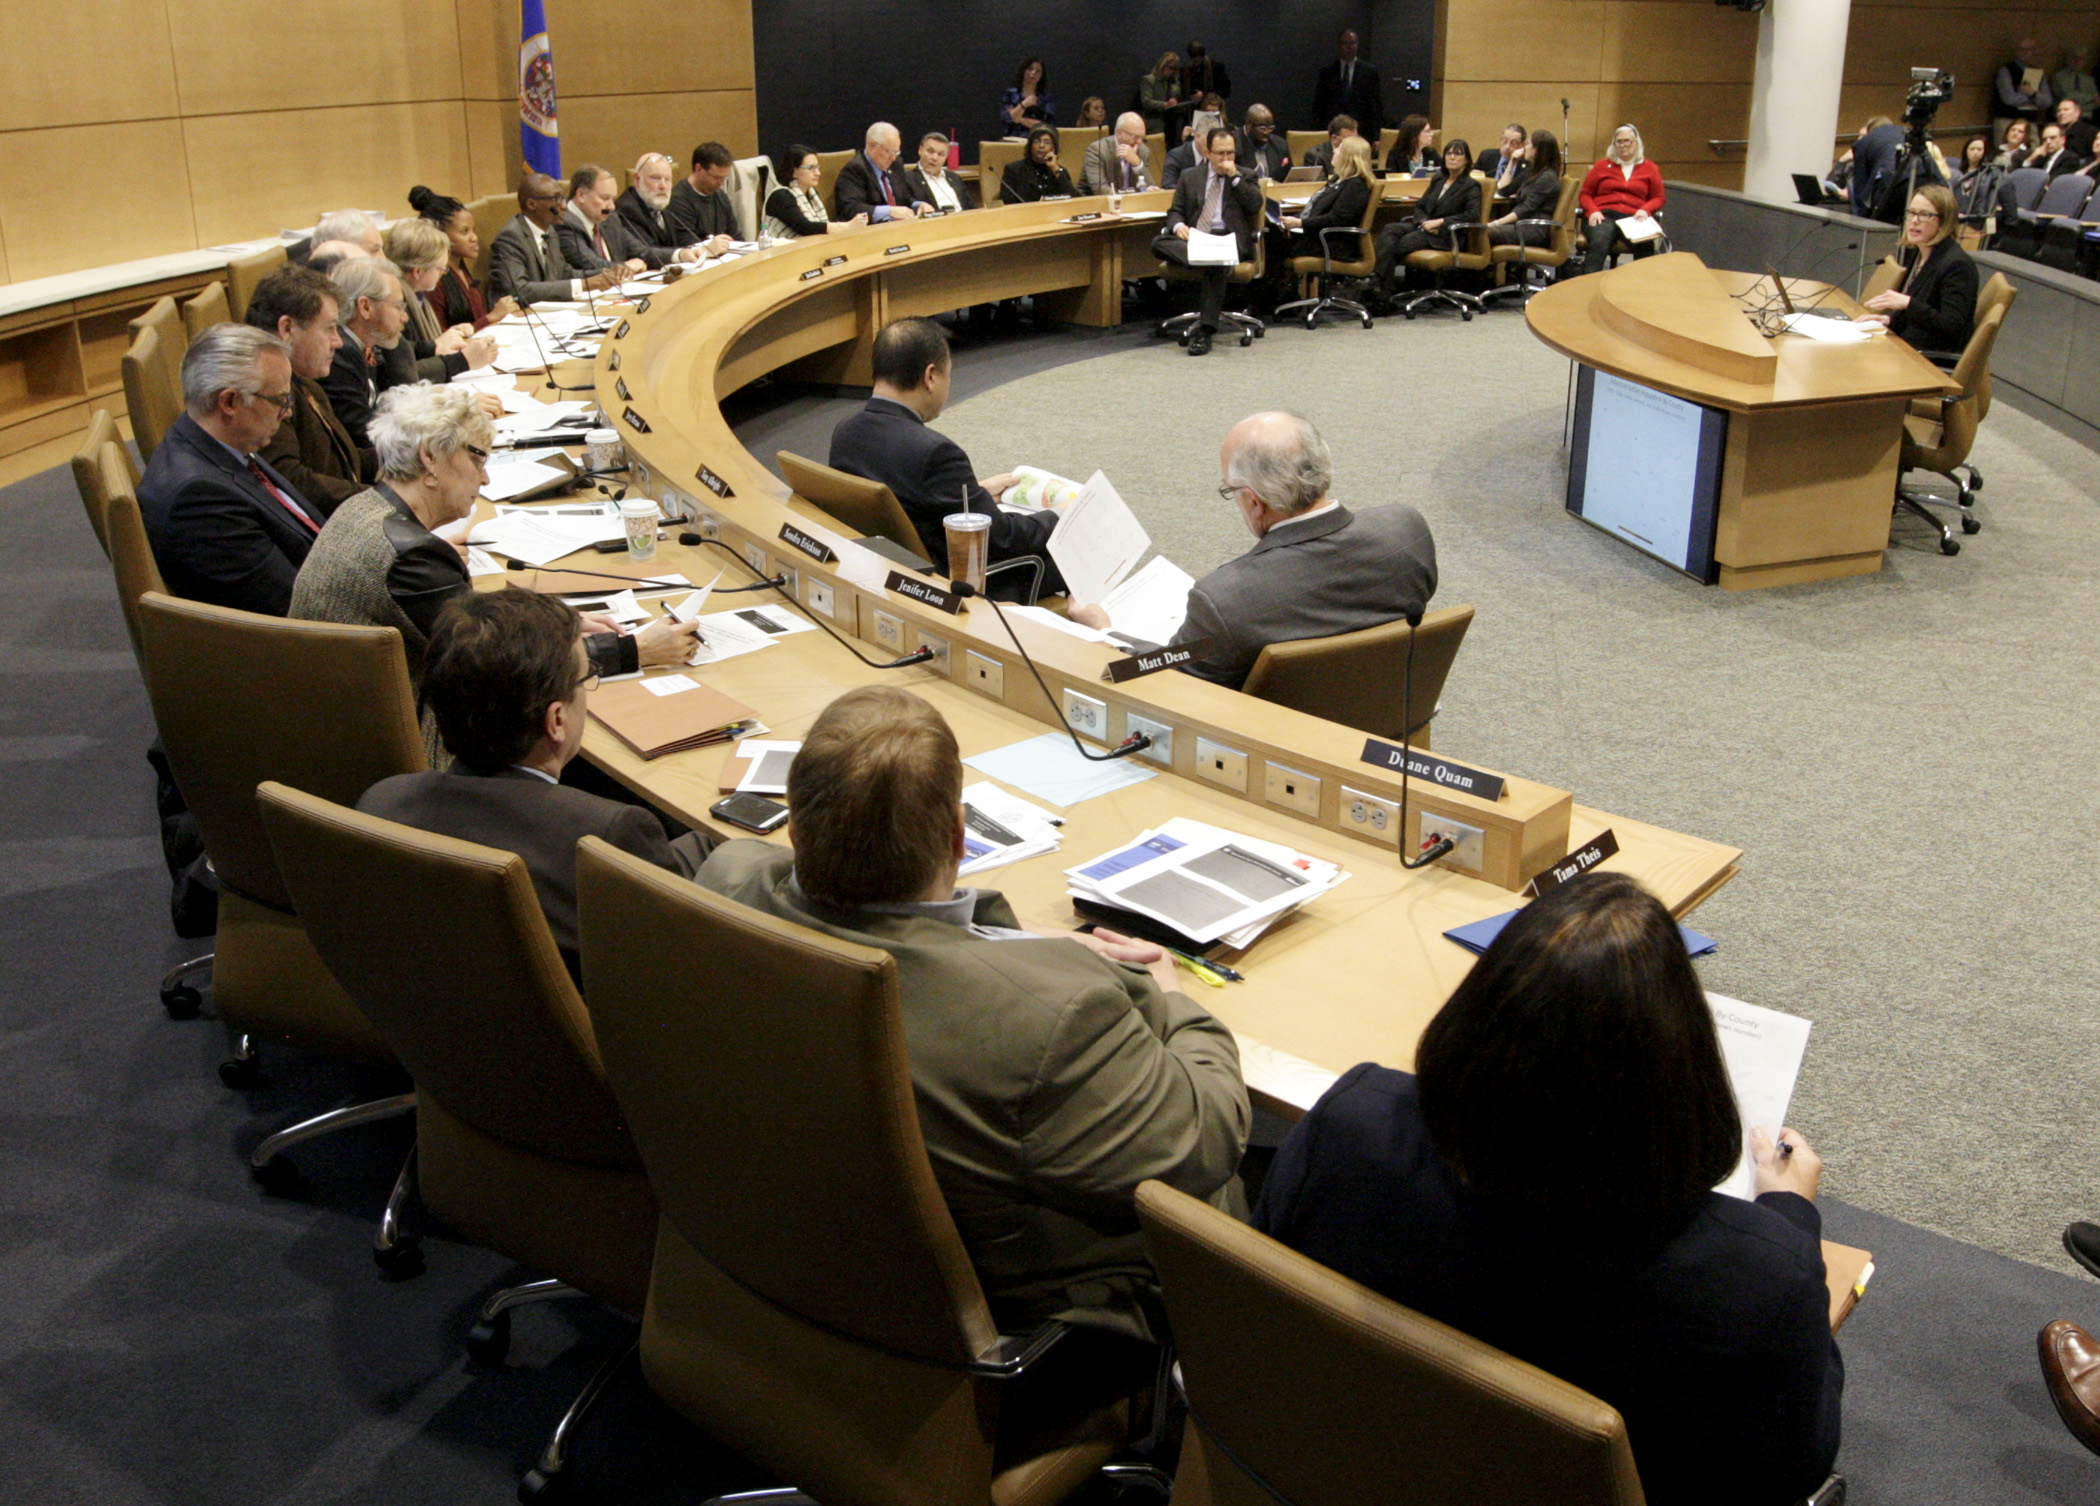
left=1065, top=817, right=1348, bottom=948
left=959, top=783, right=1064, bottom=876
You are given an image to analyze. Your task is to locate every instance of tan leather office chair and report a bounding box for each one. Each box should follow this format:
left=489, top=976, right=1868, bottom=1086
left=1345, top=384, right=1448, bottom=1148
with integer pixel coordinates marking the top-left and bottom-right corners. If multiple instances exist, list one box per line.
left=1276, top=177, right=1384, bottom=329
left=135, top=592, right=425, bottom=1185
left=815, top=149, right=855, bottom=213
left=1059, top=125, right=1108, bottom=169
left=1146, top=131, right=1167, bottom=176
left=1286, top=129, right=1327, bottom=166
left=1896, top=280, right=2016, bottom=555
left=574, top=839, right=1162, bottom=1506
left=1159, top=232, right=1268, bottom=348
left=1400, top=170, right=1496, bottom=320
left=468, top=194, right=513, bottom=283
left=122, top=299, right=185, bottom=458
left=98, top=451, right=161, bottom=672
left=181, top=282, right=230, bottom=343
left=1861, top=254, right=1903, bottom=304
left=256, top=784, right=657, bottom=1495
left=71, top=409, right=127, bottom=558
left=1241, top=605, right=1473, bottom=750
left=226, top=246, right=286, bottom=321
left=1488, top=175, right=1583, bottom=305
left=1136, top=1180, right=1648, bottom=1506
left=776, top=449, right=932, bottom=560
left=978, top=139, right=1026, bottom=203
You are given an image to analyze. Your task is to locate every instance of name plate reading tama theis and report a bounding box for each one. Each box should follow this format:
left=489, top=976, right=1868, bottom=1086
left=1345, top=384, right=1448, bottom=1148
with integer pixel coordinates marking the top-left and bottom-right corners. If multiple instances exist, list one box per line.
left=778, top=522, right=836, bottom=564
left=1526, top=829, right=1620, bottom=896
left=1359, top=739, right=1507, bottom=801
left=884, top=572, right=961, bottom=613
left=1102, top=639, right=1215, bottom=684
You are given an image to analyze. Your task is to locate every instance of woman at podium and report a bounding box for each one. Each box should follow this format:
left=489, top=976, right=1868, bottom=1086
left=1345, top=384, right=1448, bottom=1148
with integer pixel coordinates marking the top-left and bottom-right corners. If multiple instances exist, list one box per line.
left=1858, top=183, right=1977, bottom=355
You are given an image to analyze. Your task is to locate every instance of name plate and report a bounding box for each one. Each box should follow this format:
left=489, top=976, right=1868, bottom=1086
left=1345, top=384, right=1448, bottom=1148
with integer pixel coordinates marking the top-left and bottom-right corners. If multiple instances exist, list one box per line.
left=1102, top=638, right=1214, bottom=683
left=800, top=268, right=825, bottom=282
left=1359, top=739, right=1506, bottom=801
left=885, top=244, right=912, bottom=255
left=620, top=407, right=651, bottom=433
left=606, top=349, right=620, bottom=371
left=614, top=377, right=631, bottom=401
left=632, top=296, right=651, bottom=315
left=1065, top=212, right=1105, bottom=222
left=823, top=254, right=848, bottom=267
left=613, top=320, right=631, bottom=339
left=1525, top=829, right=1620, bottom=897
left=696, top=464, right=734, bottom=498
left=885, top=571, right=961, bottom=613
left=778, top=522, right=836, bottom=563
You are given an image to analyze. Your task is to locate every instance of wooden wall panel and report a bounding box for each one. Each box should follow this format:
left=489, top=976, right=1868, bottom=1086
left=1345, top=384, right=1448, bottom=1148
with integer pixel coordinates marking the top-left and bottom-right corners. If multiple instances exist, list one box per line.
left=1600, top=3, right=1757, bottom=84
left=0, top=121, right=196, bottom=281
left=1596, top=83, right=1753, bottom=165
left=456, top=0, right=512, bottom=100
left=549, top=0, right=755, bottom=97
left=465, top=102, right=517, bottom=199
left=559, top=91, right=762, bottom=174
left=0, top=0, right=180, bottom=131
left=1439, top=84, right=1600, bottom=165
left=1442, top=0, right=1604, bottom=82
left=163, top=0, right=465, bottom=116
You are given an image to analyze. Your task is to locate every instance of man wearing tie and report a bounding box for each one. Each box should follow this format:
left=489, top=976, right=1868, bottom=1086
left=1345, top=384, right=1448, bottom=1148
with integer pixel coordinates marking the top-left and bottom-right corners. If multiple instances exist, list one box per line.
left=487, top=172, right=622, bottom=309
left=1153, top=129, right=1265, bottom=356
left=246, top=265, right=374, bottom=510
left=320, top=258, right=410, bottom=448
left=1314, top=30, right=1383, bottom=146
left=558, top=164, right=650, bottom=278
left=1082, top=113, right=1155, bottom=196
left=834, top=123, right=923, bottom=222
left=138, top=324, right=331, bottom=617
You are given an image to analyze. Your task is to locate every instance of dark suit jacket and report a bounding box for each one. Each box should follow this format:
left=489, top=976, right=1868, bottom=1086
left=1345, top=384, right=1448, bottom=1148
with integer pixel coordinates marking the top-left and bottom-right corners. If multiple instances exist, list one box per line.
left=903, top=166, right=978, bottom=210
left=1293, top=174, right=1373, bottom=256
left=1160, top=139, right=1202, bottom=191
left=1255, top=1066, right=1842, bottom=1506
left=138, top=414, right=326, bottom=617
left=1165, top=166, right=1266, bottom=262
left=258, top=374, right=374, bottom=511
left=1000, top=158, right=1077, bottom=204
left=829, top=396, right=1056, bottom=575
left=357, top=766, right=711, bottom=974
left=318, top=333, right=380, bottom=448
left=833, top=154, right=915, bottom=220
left=612, top=187, right=681, bottom=266
left=1236, top=132, right=1290, bottom=182
left=555, top=205, right=618, bottom=274
left=1168, top=504, right=1437, bottom=690
left=667, top=179, right=739, bottom=245
left=487, top=214, right=577, bottom=306
left=1887, top=238, right=1979, bottom=353
left=1313, top=58, right=1383, bottom=136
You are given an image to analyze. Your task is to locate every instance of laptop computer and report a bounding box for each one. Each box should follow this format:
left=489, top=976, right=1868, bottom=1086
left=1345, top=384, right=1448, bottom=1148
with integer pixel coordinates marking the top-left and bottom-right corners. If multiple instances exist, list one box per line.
left=1282, top=165, right=1324, bottom=183
left=1792, top=173, right=1840, bottom=206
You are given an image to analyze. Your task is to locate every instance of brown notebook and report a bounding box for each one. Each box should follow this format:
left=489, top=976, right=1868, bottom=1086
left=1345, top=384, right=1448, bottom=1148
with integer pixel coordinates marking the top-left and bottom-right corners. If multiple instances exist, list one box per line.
left=589, top=675, right=759, bottom=760
left=1822, top=1240, right=1873, bottom=1332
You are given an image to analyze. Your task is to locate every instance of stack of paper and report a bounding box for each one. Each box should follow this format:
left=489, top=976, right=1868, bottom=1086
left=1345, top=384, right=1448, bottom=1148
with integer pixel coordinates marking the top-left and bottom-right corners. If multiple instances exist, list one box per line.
left=1046, top=472, right=1153, bottom=607
left=959, top=783, right=1063, bottom=876
left=1707, top=993, right=1813, bottom=1200
left=480, top=508, right=623, bottom=564
left=722, top=740, right=801, bottom=794
left=683, top=601, right=816, bottom=667
left=1098, top=558, right=1194, bottom=650
left=588, top=675, right=760, bottom=759
left=1065, top=817, right=1349, bottom=948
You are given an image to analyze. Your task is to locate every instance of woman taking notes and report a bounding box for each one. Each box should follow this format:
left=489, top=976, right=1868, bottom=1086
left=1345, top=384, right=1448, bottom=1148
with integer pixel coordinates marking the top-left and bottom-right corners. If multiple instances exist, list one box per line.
left=764, top=146, right=868, bottom=239
left=1576, top=123, right=1666, bottom=276
left=1859, top=183, right=1977, bottom=353
left=1255, top=871, right=1842, bottom=1506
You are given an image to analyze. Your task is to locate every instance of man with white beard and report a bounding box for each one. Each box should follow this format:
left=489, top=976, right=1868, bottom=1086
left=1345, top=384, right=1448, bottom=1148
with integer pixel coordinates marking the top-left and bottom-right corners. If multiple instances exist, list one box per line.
left=612, top=153, right=703, bottom=267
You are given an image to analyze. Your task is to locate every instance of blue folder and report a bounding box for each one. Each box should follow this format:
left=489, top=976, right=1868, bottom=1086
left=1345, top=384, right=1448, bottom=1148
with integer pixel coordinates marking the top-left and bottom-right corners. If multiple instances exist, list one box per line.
left=1444, top=909, right=1717, bottom=957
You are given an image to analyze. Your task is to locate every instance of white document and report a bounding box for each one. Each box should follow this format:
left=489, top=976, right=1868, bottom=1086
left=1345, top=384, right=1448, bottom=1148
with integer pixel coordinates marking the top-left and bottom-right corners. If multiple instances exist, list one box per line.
left=963, top=732, right=1159, bottom=809
left=958, top=782, right=1064, bottom=876
left=1099, top=558, right=1194, bottom=650
left=1064, top=817, right=1345, bottom=946
left=1707, top=992, right=1813, bottom=1200
left=1779, top=313, right=1874, bottom=344
left=598, top=589, right=653, bottom=626
left=1048, top=471, right=1151, bottom=607
left=665, top=573, right=725, bottom=624
left=478, top=456, right=575, bottom=504
left=640, top=674, right=700, bottom=697
left=1004, top=604, right=1116, bottom=645
left=480, top=511, right=624, bottom=565
left=464, top=546, right=505, bottom=578
left=1616, top=211, right=1664, bottom=244
left=1186, top=229, right=1241, bottom=266
left=733, top=740, right=802, bottom=794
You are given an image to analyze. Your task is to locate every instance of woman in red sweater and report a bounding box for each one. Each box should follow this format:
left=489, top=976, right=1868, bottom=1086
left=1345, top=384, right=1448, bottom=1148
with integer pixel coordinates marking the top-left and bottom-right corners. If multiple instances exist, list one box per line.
left=1577, top=123, right=1666, bottom=275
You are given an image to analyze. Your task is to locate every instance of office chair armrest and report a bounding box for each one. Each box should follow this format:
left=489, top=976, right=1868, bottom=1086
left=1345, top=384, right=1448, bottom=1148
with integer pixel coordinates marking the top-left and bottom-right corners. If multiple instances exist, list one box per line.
left=967, top=1320, right=1071, bottom=1377
left=981, top=555, right=1045, bottom=606
left=1315, top=224, right=1367, bottom=260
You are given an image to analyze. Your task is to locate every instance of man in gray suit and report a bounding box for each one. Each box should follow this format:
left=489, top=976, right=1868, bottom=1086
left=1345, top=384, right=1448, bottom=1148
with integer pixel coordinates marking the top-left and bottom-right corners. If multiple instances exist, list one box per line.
left=359, top=588, right=714, bottom=975
left=1082, top=112, right=1154, bottom=195
left=1070, top=411, right=1436, bottom=690
left=698, top=685, right=1249, bottom=1341
left=486, top=172, right=623, bottom=306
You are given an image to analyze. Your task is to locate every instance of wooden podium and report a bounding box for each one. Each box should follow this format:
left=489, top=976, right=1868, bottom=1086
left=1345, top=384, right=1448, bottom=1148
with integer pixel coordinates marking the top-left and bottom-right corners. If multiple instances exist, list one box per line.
left=1527, top=252, right=1959, bottom=590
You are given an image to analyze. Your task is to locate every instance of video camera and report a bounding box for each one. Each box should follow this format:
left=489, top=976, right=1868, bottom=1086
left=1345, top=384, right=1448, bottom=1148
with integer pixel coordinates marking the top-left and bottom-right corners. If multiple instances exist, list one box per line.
left=1904, top=67, right=1954, bottom=145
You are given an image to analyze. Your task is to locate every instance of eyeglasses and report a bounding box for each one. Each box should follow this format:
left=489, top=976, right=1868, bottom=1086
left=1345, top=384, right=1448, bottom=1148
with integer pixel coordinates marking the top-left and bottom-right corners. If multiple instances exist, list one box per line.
left=1905, top=208, right=1942, bottom=222
left=464, top=444, right=490, bottom=469
left=574, top=670, right=600, bottom=693
left=249, top=388, right=297, bottom=415
left=1216, top=483, right=1245, bottom=503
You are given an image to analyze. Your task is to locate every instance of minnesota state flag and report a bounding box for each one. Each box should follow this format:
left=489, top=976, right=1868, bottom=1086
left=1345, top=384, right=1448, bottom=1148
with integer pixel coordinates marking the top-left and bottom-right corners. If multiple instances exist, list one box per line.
left=518, top=0, right=560, bottom=177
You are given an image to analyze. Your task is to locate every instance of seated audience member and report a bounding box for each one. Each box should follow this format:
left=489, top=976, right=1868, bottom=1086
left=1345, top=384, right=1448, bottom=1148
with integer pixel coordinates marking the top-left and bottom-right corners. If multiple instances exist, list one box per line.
left=668, top=142, right=741, bottom=254
left=1858, top=183, right=1976, bottom=354
left=1488, top=129, right=1565, bottom=247
left=1386, top=113, right=1438, bottom=174
left=1314, top=30, right=1383, bottom=147
left=1253, top=870, right=1842, bottom=1506
left=1992, top=119, right=2033, bottom=170
left=558, top=163, right=649, bottom=277
left=1950, top=135, right=2006, bottom=225
left=1153, top=128, right=1265, bottom=356
left=1083, top=113, right=1154, bottom=195
left=1996, top=36, right=2053, bottom=138
left=244, top=266, right=373, bottom=511
left=1577, top=123, right=1666, bottom=276
left=1187, top=92, right=1228, bottom=147
left=1139, top=52, right=1186, bottom=142
left=357, top=587, right=714, bottom=971
left=1074, top=95, right=1108, bottom=129
left=905, top=132, right=978, bottom=212
left=829, top=317, right=1059, bottom=586
left=765, top=146, right=870, bottom=237
left=1374, top=138, right=1480, bottom=295
left=2057, top=98, right=2098, bottom=159
left=1069, top=412, right=1434, bottom=690
left=1480, top=121, right=1528, bottom=191
left=409, top=186, right=517, bottom=330
left=488, top=173, right=622, bottom=307
left=305, top=241, right=371, bottom=277
left=1277, top=135, right=1374, bottom=258
left=1303, top=114, right=1360, bottom=176
left=382, top=218, right=495, bottom=386
left=289, top=384, right=690, bottom=719
left=321, top=258, right=408, bottom=447
left=294, top=208, right=383, bottom=265
left=2028, top=121, right=2083, bottom=178
left=138, top=324, right=325, bottom=616
left=1001, top=126, right=1078, bottom=203
left=835, top=122, right=921, bottom=222
left=1183, top=40, right=1231, bottom=105
left=1001, top=55, right=1055, bottom=137
left=614, top=154, right=703, bottom=266
left=1237, top=104, right=1290, bottom=181
left=698, top=684, right=1249, bottom=1340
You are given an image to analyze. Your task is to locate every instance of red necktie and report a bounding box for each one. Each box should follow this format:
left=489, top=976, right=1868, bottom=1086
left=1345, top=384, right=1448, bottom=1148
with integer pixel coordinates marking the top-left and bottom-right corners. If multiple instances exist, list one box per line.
left=249, top=459, right=318, bottom=535
left=594, top=225, right=608, bottom=259
left=881, top=166, right=895, bottom=206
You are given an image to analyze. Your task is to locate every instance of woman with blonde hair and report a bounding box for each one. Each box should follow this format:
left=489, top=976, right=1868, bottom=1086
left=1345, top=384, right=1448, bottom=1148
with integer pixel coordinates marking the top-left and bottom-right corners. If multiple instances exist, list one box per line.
left=1859, top=182, right=1976, bottom=351
left=381, top=218, right=495, bottom=385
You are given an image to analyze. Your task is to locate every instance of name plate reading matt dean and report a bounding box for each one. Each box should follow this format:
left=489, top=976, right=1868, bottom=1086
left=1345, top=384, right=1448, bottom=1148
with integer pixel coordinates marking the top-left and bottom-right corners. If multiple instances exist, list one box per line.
left=1525, top=829, right=1619, bottom=897
left=1102, top=639, right=1215, bottom=684
left=885, top=571, right=961, bottom=613
left=696, top=464, right=733, bottom=498
left=1359, top=739, right=1506, bottom=801
left=778, top=522, right=836, bottom=564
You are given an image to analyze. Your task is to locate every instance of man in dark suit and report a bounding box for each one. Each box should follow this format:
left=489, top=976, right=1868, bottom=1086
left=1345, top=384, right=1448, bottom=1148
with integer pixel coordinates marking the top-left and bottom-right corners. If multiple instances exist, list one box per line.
left=138, top=323, right=329, bottom=617
left=1159, top=135, right=1204, bottom=191
left=2028, top=122, right=2084, bottom=179
left=318, top=257, right=410, bottom=447
left=558, top=163, right=649, bottom=279
left=667, top=142, right=740, bottom=253
left=2057, top=98, right=2098, bottom=160
left=1236, top=104, right=1291, bottom=181
left=1477, top=122, right=1528, bottom=191
left=1152, top=129, right=1266, bottom=355
left=905, top=131, right=980, bottom=212
left=835, top=123, right=923, bottom=222
left=1303, top=115, right=1360, bottom=177
left=488, top=172, right=623, bottom=306
left=829, top=317, right=1062, bottom=591
left=1313, top=30, right=1383, bottom=142
left=244, top=265, right=373, bottom=511
left=358, top=588, right=716, bottom=974
left=613, top=153, right=698, bottom=267
left=1069, top=412, right=1436, bottom=690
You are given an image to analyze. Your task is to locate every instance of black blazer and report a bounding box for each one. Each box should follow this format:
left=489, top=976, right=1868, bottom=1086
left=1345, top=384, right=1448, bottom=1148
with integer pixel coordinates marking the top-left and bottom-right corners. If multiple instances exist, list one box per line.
left=1296, top=174, right=1372, bottom=242
left=258, top=374, right=373, bottom=511
left=1165, top=167, right=1266, bottom=261
left=764, top=185, right=833, bottom=236
left=138, top=414, right=327, bottom=617
left=1236, top=132, right=1290, bottom=182
left=1313, top=58, right=1383, bottom=137
left=612, top=187, right=680, bottom=266
left=833, top=154, right=915, bottom=219
left=318, top=334, right=381, bottom=448
left=1887, top=238, right=1978, bottom=354
left=1399, top=172, right=1481, bottom=247
left=1255, top=1066, right=1843, bottom=1506
left=486, top=214, right=576, bottom=306
left=1160, top=139, right=1203, bottom=192
left=828, top=396, right=1056, bottom=575
left=1504, top=167, right=1563, bottom=222
left=1000, top=157, right=1077, bottom=204
left=903, top=166, right=978, bottom=211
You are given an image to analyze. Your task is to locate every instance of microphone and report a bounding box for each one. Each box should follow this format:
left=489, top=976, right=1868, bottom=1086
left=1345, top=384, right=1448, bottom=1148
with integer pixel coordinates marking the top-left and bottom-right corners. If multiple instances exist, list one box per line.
left=952, top=581, right=1152, bottom=762
left=505, top=554, right=784, bottom=594
left=1393, top=606, right=1456, bottom=870
left=513, top=295, right=598, bottom=392
left=677, top=532, right=936, bottom=669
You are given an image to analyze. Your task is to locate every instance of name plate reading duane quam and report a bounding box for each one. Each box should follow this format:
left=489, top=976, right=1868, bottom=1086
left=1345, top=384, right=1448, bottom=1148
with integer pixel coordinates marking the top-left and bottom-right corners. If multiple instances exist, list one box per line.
left=1102, top=639, right=1215, bottom=684
left=885, top=571, right=961, bottom=613
left=1359, top=739, right=1506, bottom=801
left=1526, top=829, right=1620, bottom=896
left=778, top=523, right=836, bottom=564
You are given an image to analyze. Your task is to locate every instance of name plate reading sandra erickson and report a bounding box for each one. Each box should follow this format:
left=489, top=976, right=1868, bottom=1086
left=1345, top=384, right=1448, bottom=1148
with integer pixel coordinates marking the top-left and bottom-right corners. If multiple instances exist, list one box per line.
left=1102, top=639, right=1215, bottom=684
left=1359, top=739, right=1506, bottom=801
left=885, top=571, right=961, bottom=613
left=778, top=522, right=836, bottom=564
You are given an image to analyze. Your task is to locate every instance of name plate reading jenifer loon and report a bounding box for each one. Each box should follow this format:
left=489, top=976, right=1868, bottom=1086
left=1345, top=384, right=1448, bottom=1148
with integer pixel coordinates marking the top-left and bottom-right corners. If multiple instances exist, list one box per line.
left=885, top=572, right=960, bottom=613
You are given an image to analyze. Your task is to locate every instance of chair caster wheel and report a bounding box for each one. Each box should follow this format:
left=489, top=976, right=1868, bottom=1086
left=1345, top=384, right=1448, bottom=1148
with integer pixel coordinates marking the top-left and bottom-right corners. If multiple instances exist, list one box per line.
left=518, top=1466, right=565, bottom=1502
left=1253, top=325, right=1265, bottom=338
left=1961, top=516, right=1981, bottom=534
left=466, top=1311, right=513, bottom=1367
left=250, top=1154, right=301, bottom=1196
left=1239, top=334, right=1253, bottom=347
left=1461, top=310, right=1473, bottom=322
left=1403, top=310, right=1416, bottom=320
left=1940, top=537, right=1961, bottom=556
left=218, top=1054, right=262, bottom=1090
left=162, top=984, right=203, bottom=1020
left=1360, top=317, right=1373, bottom=329
left=374, top=1237, right=423, bottom=1279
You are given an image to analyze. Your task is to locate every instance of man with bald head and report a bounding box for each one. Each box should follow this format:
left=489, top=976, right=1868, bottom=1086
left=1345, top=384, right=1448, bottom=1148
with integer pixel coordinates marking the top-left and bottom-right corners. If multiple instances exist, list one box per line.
left=1236, top=104, right=1290, bottom=181
left=1083, top=113, right=1155, bottom=195
left=487, top=172, right=622, bottom=306
left=614, top=153, right=702, bottom=265
left=835, top=122, right=921, bottom=222
left=1069, top=412, right=1436, bottom=691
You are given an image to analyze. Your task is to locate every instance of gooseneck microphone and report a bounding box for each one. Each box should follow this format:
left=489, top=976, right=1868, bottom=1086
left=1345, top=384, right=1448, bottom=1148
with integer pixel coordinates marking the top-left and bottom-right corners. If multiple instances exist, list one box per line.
left=512, top=295, right=598, bottom=392
left=1394, top=607, right=1456, bottom=870
left=677, top=533, right=936, bottom=670
left=504, top=556, right=784, bottom=595
left=952, top=581, right=1152, bottom=763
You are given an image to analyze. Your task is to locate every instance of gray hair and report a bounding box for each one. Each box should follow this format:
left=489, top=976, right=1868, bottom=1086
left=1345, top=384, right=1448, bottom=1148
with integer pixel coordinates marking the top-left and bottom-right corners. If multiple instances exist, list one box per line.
left=1611, top=124, right=1645, bottom=164
left=180, top=323, right=290, bottom=418
left=1225, top=411, right=1333, bottom=515
left=1116, top=111, right=1146, bottom=136
left=865, top=121, right=901, bottom=150
left=368, top=382, right=497, bottom=481
left=632, top=151, right=673, bottom=176
left=330, top=257, right=401, bottom=322
left=314, top=208, right=380, bottom=247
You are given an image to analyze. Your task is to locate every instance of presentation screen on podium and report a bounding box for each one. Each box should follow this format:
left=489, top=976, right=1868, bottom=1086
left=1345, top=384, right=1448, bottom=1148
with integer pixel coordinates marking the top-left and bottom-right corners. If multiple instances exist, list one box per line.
left=1565, top=366, right=1729, bottom=583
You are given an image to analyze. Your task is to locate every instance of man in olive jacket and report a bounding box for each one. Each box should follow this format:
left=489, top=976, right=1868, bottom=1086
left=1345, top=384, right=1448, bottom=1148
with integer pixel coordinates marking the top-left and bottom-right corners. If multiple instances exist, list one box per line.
left=697, top=686, right=1249, bottom=1342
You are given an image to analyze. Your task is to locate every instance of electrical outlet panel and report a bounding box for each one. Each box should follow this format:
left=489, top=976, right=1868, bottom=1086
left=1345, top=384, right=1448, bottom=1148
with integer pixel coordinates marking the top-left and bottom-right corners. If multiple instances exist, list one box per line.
left=1264, top=762, right=1322, bottom=818
left=917, top=631, right=951, bottom=675
left=1062, top=690, right=1108, bottom=741
left=964, top=651, right=1004, bottom=699
left=1341, top=786, right=1401, bottom=840
left=805, top=579, right=835, bottom=618
left=1126, top=713, right=1174, bottom=767
left=777, top=564, right=798, bottom=599
left=872, top=610, right=904, bottom=649
left=743, top=542, right=768, bottom=577
left=692, top=512, right=722, bottom=539
left=1195, top=738, right=1247, bottom=791
left=1417, top=812, right=1487, bottom=875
